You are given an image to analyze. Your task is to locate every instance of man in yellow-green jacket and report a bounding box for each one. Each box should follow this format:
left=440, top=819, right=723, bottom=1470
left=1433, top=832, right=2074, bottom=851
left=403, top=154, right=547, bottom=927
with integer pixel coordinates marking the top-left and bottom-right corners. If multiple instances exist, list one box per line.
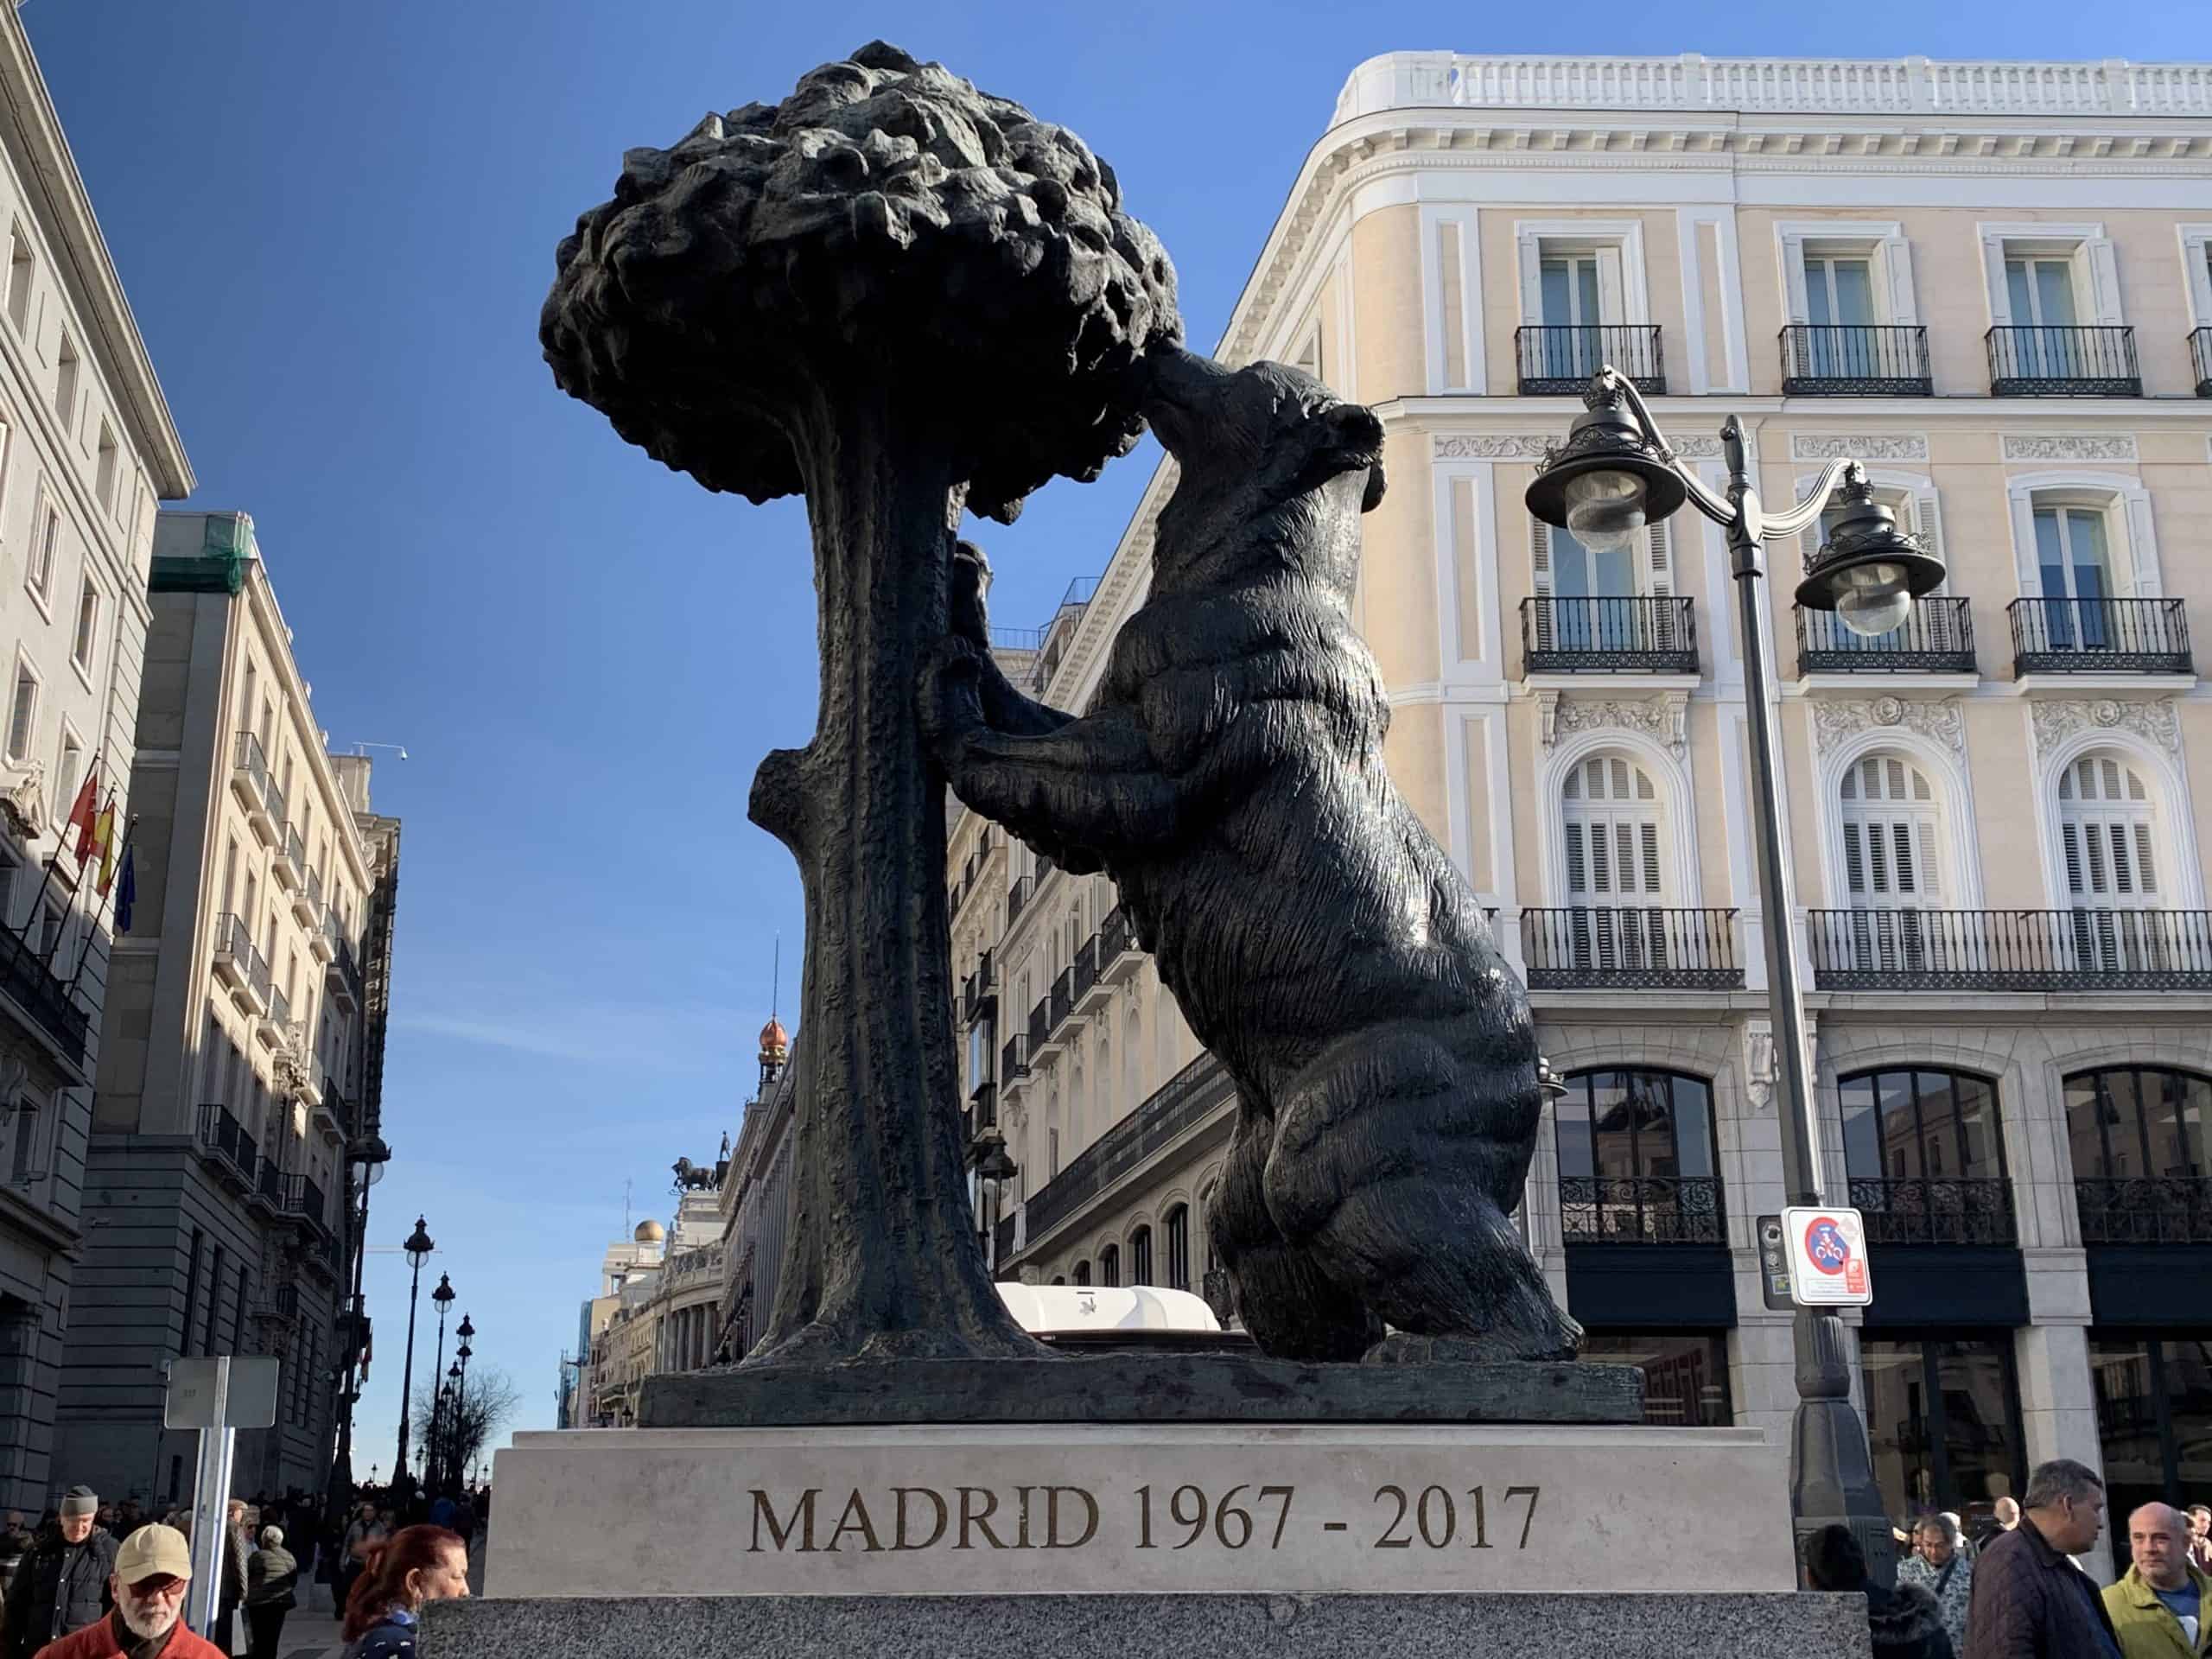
left=2105, top=1503, right=2212, bottom=1658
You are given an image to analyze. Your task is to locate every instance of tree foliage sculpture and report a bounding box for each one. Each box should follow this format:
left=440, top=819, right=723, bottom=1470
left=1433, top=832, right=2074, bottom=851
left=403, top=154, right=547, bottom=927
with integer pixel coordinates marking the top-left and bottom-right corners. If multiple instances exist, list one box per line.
left=543, top=43, right=1180, bottom=1363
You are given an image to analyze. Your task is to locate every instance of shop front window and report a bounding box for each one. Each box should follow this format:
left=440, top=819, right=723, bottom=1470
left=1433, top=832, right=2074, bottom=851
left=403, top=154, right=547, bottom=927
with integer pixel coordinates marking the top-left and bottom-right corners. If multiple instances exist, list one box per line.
left=1578, top=1332, right=1732, bottom=1427
left=2090, top=1336, right=2212, bottom=1523
left=1859, top=1335, right=2025, bottom=1532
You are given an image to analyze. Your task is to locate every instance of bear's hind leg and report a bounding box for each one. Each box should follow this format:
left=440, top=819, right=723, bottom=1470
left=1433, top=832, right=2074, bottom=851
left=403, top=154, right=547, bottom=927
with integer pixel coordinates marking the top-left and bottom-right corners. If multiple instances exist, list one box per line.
left=1211, top=1108, right=1380, bottom=1363
left=1265, top=1034, right=1582, bottom=1363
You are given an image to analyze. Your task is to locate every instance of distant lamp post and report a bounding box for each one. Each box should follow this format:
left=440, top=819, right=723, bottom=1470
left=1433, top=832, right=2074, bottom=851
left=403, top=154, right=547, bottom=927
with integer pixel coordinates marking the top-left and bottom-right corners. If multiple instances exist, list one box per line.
left=975, top=1135, right=1018, bottom=1272
left=393, top=1217, right=435, bottom=1483
left=425, top=1273, right=455, bottom=1491
left=1526, top=367, right=1942, bottom=1585
left=452, top=1315, right=475, bottom=1492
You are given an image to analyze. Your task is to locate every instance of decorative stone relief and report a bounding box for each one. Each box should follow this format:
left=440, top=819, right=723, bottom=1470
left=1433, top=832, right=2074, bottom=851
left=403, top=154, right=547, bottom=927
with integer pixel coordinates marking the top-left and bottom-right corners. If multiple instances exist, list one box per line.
left=2000, top=434, right=2138, bottom=462
left=1742, top=1024, right=1776, bottom=1116
left=0, top=761, right=43, bottom=844
left=1433, top=435, right=1553, bottom=460
left=2031, top=697, right=2180, bottom=757
left=1668, top=435, right=1727, bottom=460
left=1789, top=434, right=1929, bottom=462
left=1536, top=690, right=1688, bottom=758
left=1808, top=696, right=1965, bottom=757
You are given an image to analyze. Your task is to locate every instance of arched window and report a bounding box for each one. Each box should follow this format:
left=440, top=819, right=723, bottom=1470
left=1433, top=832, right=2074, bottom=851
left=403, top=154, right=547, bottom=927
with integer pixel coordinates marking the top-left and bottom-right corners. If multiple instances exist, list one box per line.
left=1072, top=1261, right=1090, bottom=1287
left=1840, top=753, right=1941, bottom=911
left=2065, top=1067, right=2212, bottom=1243
left=1052, top=1274, right=1067, bottom=1287
left=2059, top=752, right=2160, bottom=910
left=1099, top=1244, right=1120, bottom=1287
left=1198, top=1180, right=1219, bottom=1275
left=1838, top=1068, right=2012, bottom=1243
left=1130, top=1224, right=1154, bottom=1287
left=1163, top=1204, right=1192, bottom=1291
left=1562, top=754, right=1664, bottom=906
left=1552, top=1069, right=1720, bottom=1243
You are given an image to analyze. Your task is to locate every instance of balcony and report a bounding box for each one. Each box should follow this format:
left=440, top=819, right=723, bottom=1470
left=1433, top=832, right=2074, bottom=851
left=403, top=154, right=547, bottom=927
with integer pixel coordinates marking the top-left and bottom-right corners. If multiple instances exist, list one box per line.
left=213, top=912, right=271, bottom=1017
left=194, top=1103, right=257, bottom=1192
left=1778, top=324, right=1933, bottom=396
left=1986, top=325, right=2140, bottom=397
left=1521, top=597, right=1696, bottom=674
left=254, top=1285, right=300, bottom=1327
left=1072, top=936, right=1110, bottom=1017
left=1515, top=325, right=1663, bottom=396
left=1808, top=908, right=2212, bottom=991
left=2075, top=1176, right=2212, bottom=1245
left=0, top=919, right=89, bottom=1066
left=963, top=952, right=996, bottom=1025
left=1026, top=997, right=1048, bottom=1058
left=1796, top=598, right=1974, bottom=674
left=1000, top=1033, right=1029, bottom=1085
left=1038, top=969, right=1075, bottom=1054
left=2193, top=327, right=2212, bottom=398
left=324, top=920, right=361, bottom=1011
left=251, top=1153, right=285, bottom=1213
left=1097, top=906, right=1143, bottom=985
left=1559, top=1174, right=1726, bottom=1243
left=1522, top=907, right=1742, bottom=991
left=1007, top=875, right=1033, bottom=926
left=257, top=986, right=290, bottom=1049
left=283, top=1172, right=327, bottom=1233
left=272, top=823, right=307, bottom=893
left=230, top=732, right=280, bottom=844
left=1848, top=1176, right=2017, bottom=1245
left=969, top=1080, right=998, bottom=1134
left=2008, top=597, right=2190, bottom=676
left=1022, top=1052, right=1238, bottom=1245
left=292, top=862, right=322, bottom=930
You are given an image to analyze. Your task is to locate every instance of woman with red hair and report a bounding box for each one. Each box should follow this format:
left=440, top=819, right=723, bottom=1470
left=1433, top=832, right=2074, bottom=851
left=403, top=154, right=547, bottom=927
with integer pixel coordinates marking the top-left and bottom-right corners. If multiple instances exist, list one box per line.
left=341, top=1525, right=468, bottom=1658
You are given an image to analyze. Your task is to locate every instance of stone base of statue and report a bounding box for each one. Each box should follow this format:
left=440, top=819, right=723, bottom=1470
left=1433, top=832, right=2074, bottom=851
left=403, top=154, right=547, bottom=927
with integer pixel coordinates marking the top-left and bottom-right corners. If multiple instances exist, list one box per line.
left=425, top=1414, right=1872, bottom=1657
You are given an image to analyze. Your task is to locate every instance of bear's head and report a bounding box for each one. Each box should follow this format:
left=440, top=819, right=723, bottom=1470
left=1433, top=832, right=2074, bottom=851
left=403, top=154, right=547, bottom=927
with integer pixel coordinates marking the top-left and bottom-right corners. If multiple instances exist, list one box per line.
left=1138, top=346, right=1385, bottom=589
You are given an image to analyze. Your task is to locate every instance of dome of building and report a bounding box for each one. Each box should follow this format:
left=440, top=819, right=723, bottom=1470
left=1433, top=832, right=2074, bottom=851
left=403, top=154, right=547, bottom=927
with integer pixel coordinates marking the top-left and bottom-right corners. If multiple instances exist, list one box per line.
left=633, top=1218, right=665, bottom=1244
left=759, top=1017, right=790, bottom=1056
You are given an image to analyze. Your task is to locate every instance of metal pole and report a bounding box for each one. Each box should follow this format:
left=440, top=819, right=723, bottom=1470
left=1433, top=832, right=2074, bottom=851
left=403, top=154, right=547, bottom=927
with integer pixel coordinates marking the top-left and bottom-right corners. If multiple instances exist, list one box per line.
left=186, top=1358, right=234, bottom=1639
left=394, top=1256, right=422, bottom=1482
left=1718, top=416, right=1897, bottom=1587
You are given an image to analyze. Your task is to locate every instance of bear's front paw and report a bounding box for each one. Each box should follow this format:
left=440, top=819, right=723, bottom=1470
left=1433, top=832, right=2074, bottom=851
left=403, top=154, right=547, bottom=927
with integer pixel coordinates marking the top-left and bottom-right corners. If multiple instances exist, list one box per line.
left=916, top=636, right=988, bottom=758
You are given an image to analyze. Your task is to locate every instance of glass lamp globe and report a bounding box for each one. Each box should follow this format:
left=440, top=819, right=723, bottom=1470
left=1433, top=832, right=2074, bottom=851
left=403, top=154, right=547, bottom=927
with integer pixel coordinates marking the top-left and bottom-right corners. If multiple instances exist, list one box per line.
left=1830, top=563, right=1915, bottom=638
left=1562, top=467, right=1648, bottom=556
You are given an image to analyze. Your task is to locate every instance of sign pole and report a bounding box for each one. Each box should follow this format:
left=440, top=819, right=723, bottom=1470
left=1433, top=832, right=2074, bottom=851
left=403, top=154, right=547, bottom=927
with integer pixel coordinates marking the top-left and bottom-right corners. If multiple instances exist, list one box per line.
left=186, top=1357, right=234, bottom=1639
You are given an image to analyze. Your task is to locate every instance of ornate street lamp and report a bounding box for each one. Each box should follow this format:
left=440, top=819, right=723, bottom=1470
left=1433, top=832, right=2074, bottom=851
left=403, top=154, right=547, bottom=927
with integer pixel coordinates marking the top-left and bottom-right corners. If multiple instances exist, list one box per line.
left=452, top=1316, right=475, bottom=1493
left=974, top=1135, right=1018, bottom=1272
left=392, top=1217, right=434, bottom=1484
left=425, top=1273, right=455, bottom=1491
left=1527, top=367, right=1942, bottom=1586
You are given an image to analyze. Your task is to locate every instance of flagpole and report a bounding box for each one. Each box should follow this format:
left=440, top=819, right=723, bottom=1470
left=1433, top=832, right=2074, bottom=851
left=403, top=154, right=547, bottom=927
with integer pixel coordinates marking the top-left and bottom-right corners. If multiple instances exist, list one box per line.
left=67, top=812, right=135, bottom=996
left=35, top=843, right=91, bottom=971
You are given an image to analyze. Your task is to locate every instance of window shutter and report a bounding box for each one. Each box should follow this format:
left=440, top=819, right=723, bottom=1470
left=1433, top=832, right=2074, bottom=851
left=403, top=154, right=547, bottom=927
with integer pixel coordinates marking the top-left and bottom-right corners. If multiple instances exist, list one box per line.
left=2109, top=824, right=2134, bottom=894
left=1883, top=235, right=1919, bottom=327
left=1530, top=520, right=1553, bottom=596
left=1589, top=823, right=1612, bottom=894
left=1564, top=824, right=1587, bottom=896
left=1915, top=823, right=1939, bottom=902
left=1843, top=823, right=1866, bottom=897
left=1912, top=492, right=1944, bottom=596
left=1644, top=520, right=1672, bottom=596
left=2133, top=823, right=2159, bottom=897
left=1867, top=817, right=1892, bottom=894
left=1890, top=823, right=1916, bottom=895
left=1638, top=822, right=1661, bottom=896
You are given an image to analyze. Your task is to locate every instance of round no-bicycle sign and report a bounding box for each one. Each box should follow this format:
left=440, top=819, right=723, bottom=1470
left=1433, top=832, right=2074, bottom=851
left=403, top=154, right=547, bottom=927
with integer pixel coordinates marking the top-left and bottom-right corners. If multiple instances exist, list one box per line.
left=1781, top=1205, right=1872, bottom=1306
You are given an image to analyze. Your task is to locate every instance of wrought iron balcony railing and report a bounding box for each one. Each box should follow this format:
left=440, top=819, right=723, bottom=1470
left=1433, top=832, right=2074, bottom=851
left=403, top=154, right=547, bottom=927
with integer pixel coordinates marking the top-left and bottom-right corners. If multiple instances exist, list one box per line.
left=283, top=1173, right=326, bottom=1230
left=2008, top=597, right=2190, bottom=675
left=1521, top=596, right=1697, bottom=673
left=1050, top=968, right=1074, bottom=1031
left=1809, top=907, right=2212, bottom=991
left=1522, top=907, right=1743, bottom=990
left=2075, top=1175, right=2212, bottom=1244
left=1027, top=997, right=1048, bottom=1054
left=2193, top=327, right=2212, bottom=399
left=1071, top=938, right=1098, bottom=1003
left=254, top=1154, right=285, bottom=1210
left=1515, top=324, right=1663, bottom=395
left=194, top=1103, right=257, bottom=1185
left=1795, top=598, right=1974, bottom=673
left=1559, top=1174, right=1726, bottom=1243
left=1021, top=1052, right=1238, bottom=1244
left=1007, top=875, right=1033, bottom=925
left=0, top=917, right=88, bottom=1064
left=1098, top=905, right=1135, bottom=967
left=1779, top=324, right=1932, bottom=395
left=993, top=1211, right=1017, bottom=1264
left=963, top=951, right=995, bottom=1025
left=1986, top=325, right=2140, bottom=396
left=969, top=1080, right=997, bottom=1134
left=1001, top=1033, right=1029, bottom=1084
left=1848, top=1176, right=2017, bottom=1245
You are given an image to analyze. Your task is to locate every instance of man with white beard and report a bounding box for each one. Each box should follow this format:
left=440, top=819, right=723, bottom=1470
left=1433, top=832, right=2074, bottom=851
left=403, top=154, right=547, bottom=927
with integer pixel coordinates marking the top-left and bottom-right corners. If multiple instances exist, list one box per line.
left=26, top=1527, right=222, bottom=1659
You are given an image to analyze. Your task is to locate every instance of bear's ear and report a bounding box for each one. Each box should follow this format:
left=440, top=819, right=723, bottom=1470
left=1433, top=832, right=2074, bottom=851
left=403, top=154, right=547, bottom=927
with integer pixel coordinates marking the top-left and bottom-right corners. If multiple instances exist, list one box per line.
left=1361, top=461, right=1387, bottom=514
left=1288, top=403, right=1385, bottom=497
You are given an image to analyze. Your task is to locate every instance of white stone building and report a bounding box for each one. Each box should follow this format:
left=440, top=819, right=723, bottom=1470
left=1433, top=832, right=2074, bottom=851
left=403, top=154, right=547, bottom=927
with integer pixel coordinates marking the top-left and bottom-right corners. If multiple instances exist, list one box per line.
left=951, top=53, right=2212, bottom=1571
left=0, top=3, right=194, bottom=1512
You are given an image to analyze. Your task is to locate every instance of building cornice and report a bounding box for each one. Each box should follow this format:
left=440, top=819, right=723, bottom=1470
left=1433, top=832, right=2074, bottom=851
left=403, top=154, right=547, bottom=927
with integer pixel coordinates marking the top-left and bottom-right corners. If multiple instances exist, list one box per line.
left=0, top=6, right=192, bottom=497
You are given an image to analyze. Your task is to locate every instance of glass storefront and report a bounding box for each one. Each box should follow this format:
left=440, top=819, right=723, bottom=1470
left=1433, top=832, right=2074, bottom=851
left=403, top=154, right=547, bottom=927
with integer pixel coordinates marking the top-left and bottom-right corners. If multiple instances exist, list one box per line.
left=1580, top=1332, right=1732, bottom=1428
left=2090, top=1336, right=2212, bottom=1522
left=1554, top=1070, right=1724, bottom=1242
left=1859, top=1335, right=2025, bottom=1532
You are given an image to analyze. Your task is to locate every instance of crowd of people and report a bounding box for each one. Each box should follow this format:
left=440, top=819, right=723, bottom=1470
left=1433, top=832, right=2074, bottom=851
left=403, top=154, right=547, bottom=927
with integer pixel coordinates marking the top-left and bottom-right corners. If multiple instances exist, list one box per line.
left=1806, top=1461, right=2212, bottom=1658
left=0, top=1481, right=485, bottom=1659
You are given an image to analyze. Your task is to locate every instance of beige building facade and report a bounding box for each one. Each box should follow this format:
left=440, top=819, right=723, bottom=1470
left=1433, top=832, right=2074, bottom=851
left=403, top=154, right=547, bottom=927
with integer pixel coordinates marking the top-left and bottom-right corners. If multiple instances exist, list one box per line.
left=952, top=54, right=2212, bottom=1560
left=57, top=510, right=389, bottom=1503
left=0, top=3, right=194, bottom=1511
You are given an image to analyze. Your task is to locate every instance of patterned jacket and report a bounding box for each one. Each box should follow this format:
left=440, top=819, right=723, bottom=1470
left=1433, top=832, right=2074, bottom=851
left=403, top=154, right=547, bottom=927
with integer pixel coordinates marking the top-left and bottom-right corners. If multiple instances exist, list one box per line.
left=1901, top=1550, right=1976, bottom=1656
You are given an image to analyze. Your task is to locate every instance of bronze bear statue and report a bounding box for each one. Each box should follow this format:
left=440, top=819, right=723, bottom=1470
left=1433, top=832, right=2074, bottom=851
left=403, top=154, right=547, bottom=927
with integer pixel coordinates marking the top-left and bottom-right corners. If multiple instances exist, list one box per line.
left=922, top=345, right=1580, bottom=1363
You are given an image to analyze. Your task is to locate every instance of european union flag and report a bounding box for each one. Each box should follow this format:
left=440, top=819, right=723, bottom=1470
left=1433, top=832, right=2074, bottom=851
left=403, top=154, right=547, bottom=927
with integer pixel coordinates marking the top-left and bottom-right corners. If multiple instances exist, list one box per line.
left=115, top=848, right=136, bottom=935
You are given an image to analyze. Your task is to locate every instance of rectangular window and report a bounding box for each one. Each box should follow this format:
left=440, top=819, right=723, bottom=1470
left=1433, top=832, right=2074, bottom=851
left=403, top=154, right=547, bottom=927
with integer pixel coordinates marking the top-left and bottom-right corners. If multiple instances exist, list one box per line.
left=8, top=1098, right=35, bottom=1184
left=71, top=578, right=98, bottom=671
left=54, top=334, right=78, bottom=429
left=0, top=849, right=16, bottom=926
left=6, top=662, right=36, bottom=762
left=5, top=225, right=30, bottom=330
left=1860, top=1336, right=2024, bottom=1531
left=180, top=1228, right=202, bottom=1357
left=94, top=423, right=118, bottom=513
left=204, top=1243, right=225, bottom=1355
left=52, top=731, right=80, bottom=832
left=29, top=502, right=57, bottom=601
left=1579, top=1332, right=1733, bottom=1428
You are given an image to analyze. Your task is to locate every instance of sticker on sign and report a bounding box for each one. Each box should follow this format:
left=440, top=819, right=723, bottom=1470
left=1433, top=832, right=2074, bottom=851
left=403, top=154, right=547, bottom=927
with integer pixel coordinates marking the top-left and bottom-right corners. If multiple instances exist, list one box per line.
left=1780, top=1206, right=1872, bottom=1306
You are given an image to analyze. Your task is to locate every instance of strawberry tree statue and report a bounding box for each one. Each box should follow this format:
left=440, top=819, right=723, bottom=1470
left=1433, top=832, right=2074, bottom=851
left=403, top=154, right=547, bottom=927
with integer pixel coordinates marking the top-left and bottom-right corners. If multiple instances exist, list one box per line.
left=543, top=42, right=1180, bottom=1363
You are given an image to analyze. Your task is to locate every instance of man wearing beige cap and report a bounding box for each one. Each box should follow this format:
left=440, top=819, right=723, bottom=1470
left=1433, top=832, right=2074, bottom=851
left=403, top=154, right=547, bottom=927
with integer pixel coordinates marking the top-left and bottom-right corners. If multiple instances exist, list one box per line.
left=29, top=1526, right=221, bottom=1659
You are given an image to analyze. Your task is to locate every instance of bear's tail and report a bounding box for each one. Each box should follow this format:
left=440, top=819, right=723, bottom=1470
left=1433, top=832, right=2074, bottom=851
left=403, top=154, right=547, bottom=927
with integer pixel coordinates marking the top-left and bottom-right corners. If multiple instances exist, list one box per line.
left=1265, top=1029, right=1581, bottom=1362
left=1211, top=1105, right=1380, bottom=1362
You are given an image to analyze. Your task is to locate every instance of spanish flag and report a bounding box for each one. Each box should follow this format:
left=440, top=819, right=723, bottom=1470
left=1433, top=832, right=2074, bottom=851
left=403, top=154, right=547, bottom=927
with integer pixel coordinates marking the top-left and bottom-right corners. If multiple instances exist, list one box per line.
left=66, top=767, right=98, bottom=861
left=92, top=798, right=117, bottom=894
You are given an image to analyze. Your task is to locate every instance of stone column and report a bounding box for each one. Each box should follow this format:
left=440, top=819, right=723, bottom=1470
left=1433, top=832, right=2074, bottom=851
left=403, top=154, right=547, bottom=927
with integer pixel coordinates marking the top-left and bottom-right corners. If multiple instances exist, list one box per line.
left=2017, top=1322, right=2108, bottom=1581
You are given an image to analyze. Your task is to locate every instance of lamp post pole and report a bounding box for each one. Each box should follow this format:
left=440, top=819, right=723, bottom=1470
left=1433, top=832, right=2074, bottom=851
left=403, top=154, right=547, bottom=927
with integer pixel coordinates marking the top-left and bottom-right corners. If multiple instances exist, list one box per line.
left=452, top=1315, right=474, bottom=1494
left=1526, top=370, right=1943, bottom=1586
left=424, top=1273, right=454, bottom=1489
left=393, top=1217, right=435, bottom=1486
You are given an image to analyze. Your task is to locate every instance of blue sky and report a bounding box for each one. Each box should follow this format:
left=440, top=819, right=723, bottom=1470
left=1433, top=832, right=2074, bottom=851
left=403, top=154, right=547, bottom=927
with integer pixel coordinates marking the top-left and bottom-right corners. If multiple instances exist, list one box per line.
left=22, top=0, right=2209, bottom=1453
